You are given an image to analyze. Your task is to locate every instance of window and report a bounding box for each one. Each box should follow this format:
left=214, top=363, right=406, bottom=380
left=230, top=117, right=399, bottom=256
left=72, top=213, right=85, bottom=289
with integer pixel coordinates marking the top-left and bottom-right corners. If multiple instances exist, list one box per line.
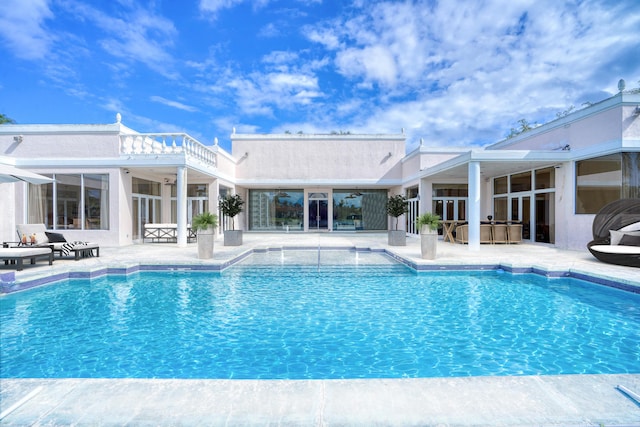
left=510, top=171, right=531, bottom=192
left=170, top=184, right=209, bottom=224
left=576, top=154, right=621, bottom=214
left=249, top=189, right=304, bottom=231
left=493, top=197, right=508, bottom=221
left=333, top=190, right=387, bottom=231
left=535, top=167, right=555, bottom=190
left=494, top=177, right=507, bottom=195
left=405, top=186, right=419, bottom=199
left=29, top=173, right=110, bottom=230
left=432, top=184, right=468, bottom=197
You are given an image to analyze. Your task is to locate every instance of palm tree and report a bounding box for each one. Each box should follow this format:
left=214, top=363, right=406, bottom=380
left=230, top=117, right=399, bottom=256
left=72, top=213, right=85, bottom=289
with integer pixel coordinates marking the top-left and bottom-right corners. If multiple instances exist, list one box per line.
left=0, top=114, right=16, bottom=124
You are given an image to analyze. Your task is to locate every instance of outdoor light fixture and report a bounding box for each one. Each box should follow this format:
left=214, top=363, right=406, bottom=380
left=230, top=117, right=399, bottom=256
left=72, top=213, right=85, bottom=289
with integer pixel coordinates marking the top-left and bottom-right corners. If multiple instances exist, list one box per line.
left=634, top=106, right=640, bottom=115
left=13, top=135, right=23, bottom=143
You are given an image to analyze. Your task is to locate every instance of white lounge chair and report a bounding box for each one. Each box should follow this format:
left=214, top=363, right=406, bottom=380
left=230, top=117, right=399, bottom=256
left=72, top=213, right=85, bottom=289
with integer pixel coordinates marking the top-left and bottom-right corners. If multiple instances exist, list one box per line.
left=16, top=224, right=100, bottom=260
left=0, top=246, right=53, bottom=270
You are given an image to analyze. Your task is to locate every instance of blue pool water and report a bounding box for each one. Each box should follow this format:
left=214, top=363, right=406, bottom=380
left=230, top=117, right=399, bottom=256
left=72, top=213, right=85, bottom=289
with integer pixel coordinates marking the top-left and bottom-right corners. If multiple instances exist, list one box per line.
left=1, top=251, right=639, bottom=379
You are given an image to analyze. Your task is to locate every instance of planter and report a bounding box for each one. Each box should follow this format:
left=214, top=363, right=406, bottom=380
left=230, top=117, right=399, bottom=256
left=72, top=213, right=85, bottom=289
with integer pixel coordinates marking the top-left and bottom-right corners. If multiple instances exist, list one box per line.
left=420, top=226, right=438, bottom=260
left=224, top=230, right=243, bottom=246
left=388, top=230, right=406, bottom=246
left=197, top=226, right=215, bottom=259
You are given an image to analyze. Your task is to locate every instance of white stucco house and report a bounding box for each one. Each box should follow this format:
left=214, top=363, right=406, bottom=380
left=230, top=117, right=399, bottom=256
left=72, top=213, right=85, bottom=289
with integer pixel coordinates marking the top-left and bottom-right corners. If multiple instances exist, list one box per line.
left=1, top=91, right=638, bottom=252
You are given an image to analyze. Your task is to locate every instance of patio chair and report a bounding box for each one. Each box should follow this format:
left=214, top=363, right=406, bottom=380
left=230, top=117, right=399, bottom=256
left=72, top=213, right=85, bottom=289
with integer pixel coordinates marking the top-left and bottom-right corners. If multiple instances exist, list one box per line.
left=587, top=199, right=640, bottom=268
left=455, top=224, right=468, bottom=243
left=492, top=223, right=508, bottom=244
left=507, top=223, right=523, bottom=244
left=16, top=224, right=100, bottom=260
left=480, top=223, right=493, bottom=244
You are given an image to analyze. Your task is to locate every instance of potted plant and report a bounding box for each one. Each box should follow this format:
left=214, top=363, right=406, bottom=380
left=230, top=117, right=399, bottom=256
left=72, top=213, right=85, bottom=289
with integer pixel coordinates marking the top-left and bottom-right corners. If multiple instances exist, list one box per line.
left=192, top=211, right=218, bottom=259
left=219, top=193, right=244, bottom=246
left=386, top=194, right=408, bottom=246
left=416, top=212, right=441, bottom=259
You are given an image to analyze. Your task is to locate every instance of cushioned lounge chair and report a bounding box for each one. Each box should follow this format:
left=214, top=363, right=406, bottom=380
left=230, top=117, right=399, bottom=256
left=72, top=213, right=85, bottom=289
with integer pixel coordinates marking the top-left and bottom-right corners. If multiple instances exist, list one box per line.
left=587, top=199, right=640, bottom=268
left=0, top=246, right=53, bottom=270
left=16, top=224, right=100, bottom=260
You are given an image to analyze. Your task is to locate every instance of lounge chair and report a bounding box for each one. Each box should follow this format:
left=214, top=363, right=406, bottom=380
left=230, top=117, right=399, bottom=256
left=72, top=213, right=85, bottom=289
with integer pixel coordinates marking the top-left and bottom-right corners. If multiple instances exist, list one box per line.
left=0, top=246, right=53, bottom=271
left=16, top=224, right=100, bottom=260
left=587, top=199, right=640, bottom=268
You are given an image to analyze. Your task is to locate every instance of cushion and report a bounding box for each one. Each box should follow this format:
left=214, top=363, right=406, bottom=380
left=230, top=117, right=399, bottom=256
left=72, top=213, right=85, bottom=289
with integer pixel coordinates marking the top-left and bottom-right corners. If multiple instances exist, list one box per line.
left=610, top=229, right=640, bottom=245
left=619, top=234, right=640, bottom=246
left=33, top=232, right=49, bottom=244
left=45, top=232, right=67, bottom=243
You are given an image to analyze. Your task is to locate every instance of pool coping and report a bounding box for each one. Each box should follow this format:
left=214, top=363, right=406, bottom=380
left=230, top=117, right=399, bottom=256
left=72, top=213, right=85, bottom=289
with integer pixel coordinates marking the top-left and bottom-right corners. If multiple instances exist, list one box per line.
left=2, top=374, right=640, bottom=426
left=2, top=245, right=639, bottom=295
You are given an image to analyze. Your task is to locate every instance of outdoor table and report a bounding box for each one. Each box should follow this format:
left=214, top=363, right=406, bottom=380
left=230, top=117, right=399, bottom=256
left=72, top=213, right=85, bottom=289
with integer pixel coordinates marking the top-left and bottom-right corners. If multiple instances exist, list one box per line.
left=441, top=220, right=459, bottom=243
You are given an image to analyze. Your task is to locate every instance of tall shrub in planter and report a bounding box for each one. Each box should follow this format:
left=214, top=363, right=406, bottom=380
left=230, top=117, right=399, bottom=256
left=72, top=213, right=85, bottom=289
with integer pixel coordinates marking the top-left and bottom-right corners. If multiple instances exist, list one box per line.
left=416, top=212, right=441, bottom=259
left=220, top=194, right=244, bottom=246
left=386, top=194, right=408, bottom=246
left=192, top=212, right=218, bottom=259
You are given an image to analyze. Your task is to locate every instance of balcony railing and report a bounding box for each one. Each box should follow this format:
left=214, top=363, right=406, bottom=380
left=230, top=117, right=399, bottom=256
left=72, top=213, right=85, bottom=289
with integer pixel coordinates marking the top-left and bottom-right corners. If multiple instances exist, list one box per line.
left=119, top=133, right=216, bottom=168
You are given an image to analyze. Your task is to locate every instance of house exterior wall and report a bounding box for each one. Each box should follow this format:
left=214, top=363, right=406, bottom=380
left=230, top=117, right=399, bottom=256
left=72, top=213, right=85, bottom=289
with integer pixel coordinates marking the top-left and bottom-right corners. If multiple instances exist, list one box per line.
left=232, top=134, right=405, bottom=183
left=1, top=93, right=637, bottom=251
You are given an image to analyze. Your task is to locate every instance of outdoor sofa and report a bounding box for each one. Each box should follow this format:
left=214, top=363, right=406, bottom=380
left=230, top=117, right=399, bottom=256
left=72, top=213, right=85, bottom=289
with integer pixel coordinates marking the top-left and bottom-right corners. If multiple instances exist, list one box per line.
left=143, top=223, right=197, bottom=243
left=587, top=199, right=640, bottom=268
left=16, top=224, right=100, bottom=260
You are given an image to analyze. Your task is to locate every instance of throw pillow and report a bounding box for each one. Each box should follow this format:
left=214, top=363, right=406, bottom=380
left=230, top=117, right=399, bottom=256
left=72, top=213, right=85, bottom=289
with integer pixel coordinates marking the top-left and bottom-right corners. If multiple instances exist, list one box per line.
left=619, top=234, right=640, bottom=247
left=610, top=229, right=640, bottom=245
left=45, top=231, right=67, bottom=243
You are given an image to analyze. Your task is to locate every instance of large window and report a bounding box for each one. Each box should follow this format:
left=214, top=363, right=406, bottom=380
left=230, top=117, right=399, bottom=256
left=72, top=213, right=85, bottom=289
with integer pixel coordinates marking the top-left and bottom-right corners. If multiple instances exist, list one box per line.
left=29, top=173, right=109, bottom=230
left=576, top=154, right=621, bottom=214
left=333, top=190, right=387, bottom=231
left=576, top=153, right=640, bottom=213
left=249, top=189, right=304, bottom=231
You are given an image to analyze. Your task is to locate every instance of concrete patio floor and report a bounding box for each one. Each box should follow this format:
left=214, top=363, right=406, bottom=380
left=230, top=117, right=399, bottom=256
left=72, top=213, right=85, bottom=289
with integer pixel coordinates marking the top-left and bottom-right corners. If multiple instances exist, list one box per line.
left=1, top=233, right=640, bottom=426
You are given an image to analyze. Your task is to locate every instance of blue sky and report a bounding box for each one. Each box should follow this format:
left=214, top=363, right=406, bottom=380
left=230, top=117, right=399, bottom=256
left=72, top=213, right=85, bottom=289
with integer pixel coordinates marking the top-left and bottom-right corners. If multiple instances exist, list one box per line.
left=1, top=0, right=639, bottom=152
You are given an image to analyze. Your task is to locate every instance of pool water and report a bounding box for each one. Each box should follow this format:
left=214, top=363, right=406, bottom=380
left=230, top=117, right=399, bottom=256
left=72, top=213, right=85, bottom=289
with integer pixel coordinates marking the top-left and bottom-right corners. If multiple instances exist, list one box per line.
left=1, top=251, right=639, bottom=379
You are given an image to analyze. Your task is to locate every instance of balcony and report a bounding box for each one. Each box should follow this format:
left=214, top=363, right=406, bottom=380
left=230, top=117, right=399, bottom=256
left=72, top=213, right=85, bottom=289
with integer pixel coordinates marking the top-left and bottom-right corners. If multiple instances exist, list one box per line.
left=119, top=133, right=216, bottom=168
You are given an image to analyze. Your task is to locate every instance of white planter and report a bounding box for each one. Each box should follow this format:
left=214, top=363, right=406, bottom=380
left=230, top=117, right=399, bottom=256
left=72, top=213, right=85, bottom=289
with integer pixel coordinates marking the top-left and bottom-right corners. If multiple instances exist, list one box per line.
left=420, top=226, right=438, bottom=259
left=224, top=230, right=243, bottom=246
left=197, top=227, right=215, bottom=259
left=388, top=230, right=406, bottom=246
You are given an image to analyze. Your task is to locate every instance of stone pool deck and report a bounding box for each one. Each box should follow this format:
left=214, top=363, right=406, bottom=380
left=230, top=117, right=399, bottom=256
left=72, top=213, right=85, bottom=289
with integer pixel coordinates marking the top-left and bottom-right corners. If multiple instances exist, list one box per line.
left=1, top=233, right=640, bottom=425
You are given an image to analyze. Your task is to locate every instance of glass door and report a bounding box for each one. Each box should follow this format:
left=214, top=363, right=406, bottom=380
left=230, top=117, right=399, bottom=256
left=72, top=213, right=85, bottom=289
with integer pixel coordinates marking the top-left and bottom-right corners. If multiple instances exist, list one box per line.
left=510, top=195, right=531, bottom=240
left=132, top=194, right=161, bottom=240
left=308, top=193, right=328, bottom=230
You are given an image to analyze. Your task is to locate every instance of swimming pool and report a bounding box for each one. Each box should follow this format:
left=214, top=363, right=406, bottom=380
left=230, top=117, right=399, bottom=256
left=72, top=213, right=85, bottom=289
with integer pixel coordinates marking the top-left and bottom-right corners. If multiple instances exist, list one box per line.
left=1, top=250, right=639, bottom=379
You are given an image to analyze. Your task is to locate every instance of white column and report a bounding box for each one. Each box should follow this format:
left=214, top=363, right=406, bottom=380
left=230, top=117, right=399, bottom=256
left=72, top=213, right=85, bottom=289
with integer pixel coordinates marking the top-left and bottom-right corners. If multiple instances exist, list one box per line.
left=468, top=161, right=481, bottom=251
left=176, top=166, right=187, bottom=247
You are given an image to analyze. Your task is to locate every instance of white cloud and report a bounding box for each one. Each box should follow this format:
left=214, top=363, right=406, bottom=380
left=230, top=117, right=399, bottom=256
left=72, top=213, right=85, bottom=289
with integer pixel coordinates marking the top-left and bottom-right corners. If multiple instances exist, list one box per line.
left=0, top=0, right=54, bottom=60
left=150, top=96, right=198, bottom=112
left=199, top=0, right=244, bottom=16
left=299, top=0, right=640, bottom=147
left=65, top=1, right=179, bottom=79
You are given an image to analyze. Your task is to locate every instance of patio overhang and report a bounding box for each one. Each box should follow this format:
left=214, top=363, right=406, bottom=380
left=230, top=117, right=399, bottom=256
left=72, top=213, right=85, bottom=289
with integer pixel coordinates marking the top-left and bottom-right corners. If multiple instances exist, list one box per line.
left=419, top=149, right=573, bottom=181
